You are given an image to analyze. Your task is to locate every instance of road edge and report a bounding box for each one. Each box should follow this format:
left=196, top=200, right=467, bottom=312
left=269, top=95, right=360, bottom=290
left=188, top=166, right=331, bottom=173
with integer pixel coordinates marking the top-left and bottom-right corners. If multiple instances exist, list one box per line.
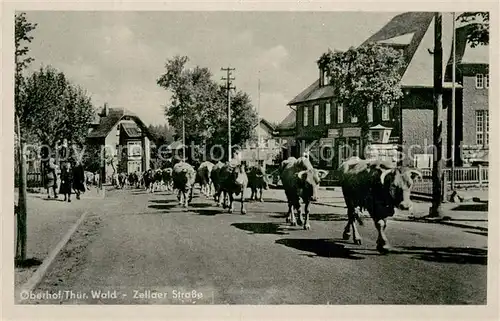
left=17, top=210, right=90, bottom=296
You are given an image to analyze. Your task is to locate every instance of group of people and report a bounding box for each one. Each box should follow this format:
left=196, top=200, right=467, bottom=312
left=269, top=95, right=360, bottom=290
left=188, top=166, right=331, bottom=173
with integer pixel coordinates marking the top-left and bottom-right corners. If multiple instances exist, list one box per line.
left=43, top=156, right=86, bottom=202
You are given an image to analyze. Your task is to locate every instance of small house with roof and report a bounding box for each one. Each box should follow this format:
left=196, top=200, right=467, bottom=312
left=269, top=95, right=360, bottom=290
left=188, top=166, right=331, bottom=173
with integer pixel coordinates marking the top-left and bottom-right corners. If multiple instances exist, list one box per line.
left=240, top=118, right=281, bottom=166
left=87, top=104, right=153, bottom=182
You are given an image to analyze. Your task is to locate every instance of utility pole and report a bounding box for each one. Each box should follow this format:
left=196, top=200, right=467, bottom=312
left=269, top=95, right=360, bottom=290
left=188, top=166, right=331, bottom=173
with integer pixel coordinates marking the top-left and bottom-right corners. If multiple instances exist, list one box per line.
left=451, top=12, right=457, bottom=191
left=430, top=12, right=444, bottom=218
left=257, top=77, right=261, bottom=164
left=182, top=111, right=186, bottom=161
left=221, top=67, right=235, bottom=161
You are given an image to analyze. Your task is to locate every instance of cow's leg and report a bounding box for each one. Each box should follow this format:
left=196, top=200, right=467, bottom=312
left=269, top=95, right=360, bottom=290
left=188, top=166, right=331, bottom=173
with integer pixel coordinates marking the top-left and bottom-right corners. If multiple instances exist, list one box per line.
left=249, top=187, right=255, bottom=201
left=351, top=213, right=363, bottom=245
left=259, top=187, right=263, bottom=202
left=303, top=201, right=311, bottom=230
left=290, top=197, right=301, bottom=226
left=240, top=189, right=247, bottom=215
left=188, top=187, right=194, bottom=204
left=183, top=191, right=189, bottom=208
left=375, top=218, right=390, bottom=254
left=228, top=193, right=234, bottom=213
left=177, top=190, right=182, bottom=205
left=343, top=206, right=353, bottom=240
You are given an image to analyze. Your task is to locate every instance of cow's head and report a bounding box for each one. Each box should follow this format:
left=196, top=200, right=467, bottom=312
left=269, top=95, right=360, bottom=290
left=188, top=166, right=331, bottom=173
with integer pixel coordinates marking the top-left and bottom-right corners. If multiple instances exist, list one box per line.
left=296, top=169, right=328, bottom=201
left=252, top=166, right=269, bottom=189
left=380, top=167, right=422, bottom=210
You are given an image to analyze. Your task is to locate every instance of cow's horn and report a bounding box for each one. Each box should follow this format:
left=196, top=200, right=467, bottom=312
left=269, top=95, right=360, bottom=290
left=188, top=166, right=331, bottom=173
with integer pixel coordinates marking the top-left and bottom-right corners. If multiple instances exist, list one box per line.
left=296, top=170, right=307, bottom=180
left=380, top=169, right=393, bottom=185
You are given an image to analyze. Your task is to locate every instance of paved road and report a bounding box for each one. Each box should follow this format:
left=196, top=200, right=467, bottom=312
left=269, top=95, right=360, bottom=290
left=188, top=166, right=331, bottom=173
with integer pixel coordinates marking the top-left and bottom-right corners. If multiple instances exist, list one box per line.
left=28, top=187, right=487, bottom=305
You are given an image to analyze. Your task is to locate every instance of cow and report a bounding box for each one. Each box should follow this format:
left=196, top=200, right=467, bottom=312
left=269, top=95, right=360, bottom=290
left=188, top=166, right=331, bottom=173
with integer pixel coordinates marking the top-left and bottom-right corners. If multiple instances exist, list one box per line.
left=213, top=160, right=248, bottom=214
left=337, top=158, right=422, bottom=253
left=143, top=169, right=154, bottom=192
left=210, top=161, right=226, bottom=204
left=247, top=165, right=269, bottom=202
left=172, top=162, right=196, bottom=207
left=280, top=156, right=328, bottom=230
left=118, top=172, right=127, bottom=189
left=196, top=161, right=214, bottom=197
left=128, top=172, right=138, bottom=188
left=161, top=168, right=174, bottom=192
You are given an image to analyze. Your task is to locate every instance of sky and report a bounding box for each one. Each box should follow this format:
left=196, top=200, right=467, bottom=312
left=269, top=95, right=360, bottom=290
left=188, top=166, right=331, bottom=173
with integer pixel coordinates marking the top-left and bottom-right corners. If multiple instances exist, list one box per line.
left=24, top=11, right=403, bottom=126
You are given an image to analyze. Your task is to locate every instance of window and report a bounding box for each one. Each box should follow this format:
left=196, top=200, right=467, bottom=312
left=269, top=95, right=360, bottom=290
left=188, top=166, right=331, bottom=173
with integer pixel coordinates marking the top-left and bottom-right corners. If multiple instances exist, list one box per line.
left=128, top=141, right=142, bottom=157
left=313, top=104, right=319, bottom=126
left=485, top=74, right=489, bottom=88
left=476, top=74, right=484, bottom=89
left=337, top=103, right=344, bottom=124
left=367, top=102, right=373, bottom=122
left=476, top=110, right=489, bottom=146
left=351, top=115, right=358, bottom=123
left=325, top=103, right=331, bottom=125
left=381, top=105, right=390, bottom=121
left=116, top=125, right=120, bottom=136
left=414, top=154, right=433, bottom=169
left=323, top=71, right=329, bottom=86
left=303, top=106, right=309, bottom=126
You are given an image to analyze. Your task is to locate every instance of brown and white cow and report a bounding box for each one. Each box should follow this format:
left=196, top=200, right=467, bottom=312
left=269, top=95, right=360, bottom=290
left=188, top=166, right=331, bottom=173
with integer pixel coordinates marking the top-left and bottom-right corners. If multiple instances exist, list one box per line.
left=172, top=162, right=196, bottom=207
left=247, top=165, right=269, bottom=202
left=280, top=156, right=328, bottom=230
left=161, top=168, right=174, bottom=192
left=213, top=160, right=248, bottom=214
left=337, top=158, right=422, bottom=253
left=196, top=161, right=214, bottom=197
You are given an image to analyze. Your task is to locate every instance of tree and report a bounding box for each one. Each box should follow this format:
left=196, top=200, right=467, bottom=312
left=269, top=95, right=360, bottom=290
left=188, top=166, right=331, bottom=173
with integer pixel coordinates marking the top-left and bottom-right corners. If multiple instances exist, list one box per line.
left=15, top=12, right=37, bottom=263
left=19, top=66, right=97, bottom=148
left=317, top=43, right=404, bottom=156
left=458, top=12, right=489, bottom=48
left=210, top=89, right=258, bottom=150
left=157, top=56, right=258, bottom=160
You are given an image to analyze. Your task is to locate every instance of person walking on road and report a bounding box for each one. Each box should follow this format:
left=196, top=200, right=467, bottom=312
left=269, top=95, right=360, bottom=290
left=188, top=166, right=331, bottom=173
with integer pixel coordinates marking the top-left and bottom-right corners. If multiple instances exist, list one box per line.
left=59, top=162, right=74, bottom=202
left=44, top=155, right=59, bottom=199
left=72, top=160, right=86, bottom=200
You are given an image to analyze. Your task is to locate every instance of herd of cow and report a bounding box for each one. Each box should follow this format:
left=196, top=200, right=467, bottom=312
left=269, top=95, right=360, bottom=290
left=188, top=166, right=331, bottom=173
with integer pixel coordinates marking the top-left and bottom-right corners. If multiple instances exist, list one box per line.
left=87, top=156, right=422, bottom=254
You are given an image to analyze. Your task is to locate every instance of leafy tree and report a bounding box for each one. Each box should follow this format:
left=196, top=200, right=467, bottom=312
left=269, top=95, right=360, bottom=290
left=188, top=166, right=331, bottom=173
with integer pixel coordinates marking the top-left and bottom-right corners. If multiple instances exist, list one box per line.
left=317, top=42, right=404, bottom=156
left=157, top=56, right=258, bottom=160
left=19, top=66, right=97, bottom=148
left=458, top=12, right=489, bottom=48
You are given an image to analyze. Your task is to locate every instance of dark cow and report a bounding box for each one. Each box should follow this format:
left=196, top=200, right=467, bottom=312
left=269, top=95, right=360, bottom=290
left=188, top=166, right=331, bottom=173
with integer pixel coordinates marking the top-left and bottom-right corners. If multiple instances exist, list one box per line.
left=196, top=161, right=214, bottom=197
left=280, top=157, right=328, bottom=230
left=210, top=161, right=225, bottom=204
left=247, top=165, right=269, bottom=202
left=213, top=160, right=248, bottom=214
left=172, top=162, right=196, bottom=207
left=118, top=172, right=127, bottom=189
left=143, top=169, right=154, bottom=192
left=128, top=172, right=138, bottom=188
left=337, top=158, right=422, bottom=253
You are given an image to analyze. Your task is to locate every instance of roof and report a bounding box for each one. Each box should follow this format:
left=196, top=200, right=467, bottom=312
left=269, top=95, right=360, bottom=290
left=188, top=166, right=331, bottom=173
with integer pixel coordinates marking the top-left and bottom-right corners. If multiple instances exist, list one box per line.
left=288, top=12, right=474, bottom=104
left=276, top=110, right=296, bottom=130
left=167, top=141, right=185, bottom=150
left=121, top=122, right=142, bottom=138
left=448, top=24, right=489, bottom=66
left=87, top=107, right=152, bottom=139
left=259, top=118, right=276, bottom=132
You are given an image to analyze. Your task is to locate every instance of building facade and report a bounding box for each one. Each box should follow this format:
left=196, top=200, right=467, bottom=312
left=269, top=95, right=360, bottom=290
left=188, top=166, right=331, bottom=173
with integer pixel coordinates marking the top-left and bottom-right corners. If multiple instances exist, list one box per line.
left=87, top=104, right=153, bottom=182
left=287, top=12, right=488, bottom=169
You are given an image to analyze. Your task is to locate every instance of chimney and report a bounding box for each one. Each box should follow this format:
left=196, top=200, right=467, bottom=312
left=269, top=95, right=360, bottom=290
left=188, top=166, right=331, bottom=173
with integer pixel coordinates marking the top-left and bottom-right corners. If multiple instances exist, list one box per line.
left=103, top=103, right=109, bottom=117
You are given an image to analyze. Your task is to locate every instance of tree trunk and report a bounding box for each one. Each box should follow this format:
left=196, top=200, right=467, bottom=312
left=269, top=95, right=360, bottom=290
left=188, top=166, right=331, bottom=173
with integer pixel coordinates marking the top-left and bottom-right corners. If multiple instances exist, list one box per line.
left=430, top=12, right=444, bottom=218
left=15, top=113, right=28, bottom=263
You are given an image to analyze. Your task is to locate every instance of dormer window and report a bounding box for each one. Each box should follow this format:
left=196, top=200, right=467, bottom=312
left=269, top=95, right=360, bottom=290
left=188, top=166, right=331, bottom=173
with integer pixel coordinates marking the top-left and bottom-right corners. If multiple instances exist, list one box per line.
left=319, top=68, right=329, bottom=87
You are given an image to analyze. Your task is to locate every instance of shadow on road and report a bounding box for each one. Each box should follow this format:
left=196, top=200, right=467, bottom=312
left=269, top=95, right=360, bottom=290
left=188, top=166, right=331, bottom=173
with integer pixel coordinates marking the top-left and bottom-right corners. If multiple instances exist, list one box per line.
left=308, top=213, right=348, bottom=222
left=232, top=222, right=289, bottom=235
left=275, top=238, right=364, bottom=260
left=465, top=230, right=488, bottom=237
left=194, top=209, right=226, bottom=216
left=149, top=199, right=176, bottom=204
left=148, top=204, right=178, bottom=211
left=188, top=203, right=213, bottom=208
left=451, top=204, right=488, bottom=212
left=395, top=246, right=487, bottom=265
left=260, top=198, right=287, bottom=204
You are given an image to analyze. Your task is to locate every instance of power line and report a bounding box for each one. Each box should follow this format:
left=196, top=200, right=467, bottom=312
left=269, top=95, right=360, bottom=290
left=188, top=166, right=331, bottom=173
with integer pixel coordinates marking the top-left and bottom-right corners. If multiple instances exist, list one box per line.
left=221, top=67, right=235, bottom=161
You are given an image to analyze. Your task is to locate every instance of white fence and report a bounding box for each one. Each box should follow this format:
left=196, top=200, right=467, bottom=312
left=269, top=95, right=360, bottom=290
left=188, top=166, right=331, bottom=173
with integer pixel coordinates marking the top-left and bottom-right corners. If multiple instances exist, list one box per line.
left=412, top=166, right=488, bottom=196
